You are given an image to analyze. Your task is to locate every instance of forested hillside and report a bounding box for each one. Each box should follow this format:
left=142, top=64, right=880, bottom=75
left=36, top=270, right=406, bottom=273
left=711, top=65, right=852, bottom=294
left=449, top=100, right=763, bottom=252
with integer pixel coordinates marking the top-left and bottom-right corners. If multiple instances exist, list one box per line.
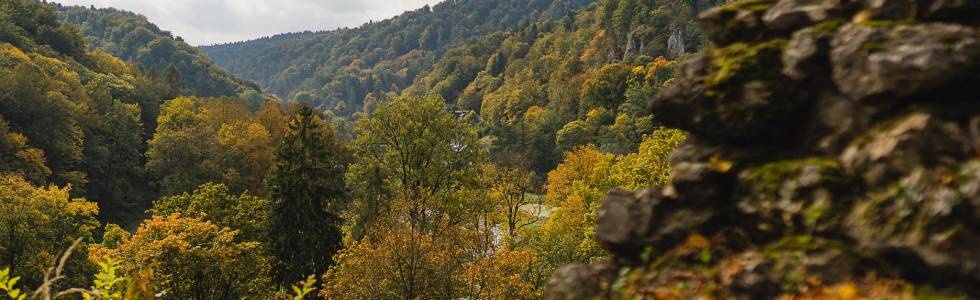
left=5, top=0, right=977, bottom=299
left=405, top=0, right=723, bottom=173
left=57, top=5, right=260, bottom=97
left=206, top=0, right=724, bottom=174
left=201, top=0, right=592, bottom=111
left=0, top=0, right=180, bottom=224
left=1, top=0, right=706, bottom=298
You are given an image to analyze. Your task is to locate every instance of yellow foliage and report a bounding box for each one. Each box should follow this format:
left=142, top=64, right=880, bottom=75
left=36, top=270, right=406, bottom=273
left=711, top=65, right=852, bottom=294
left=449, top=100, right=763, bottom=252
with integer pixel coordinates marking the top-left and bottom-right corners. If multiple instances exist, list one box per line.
left=0, top=43, right=31, bottom=65
left=611, top=128, right=688, bottom=189
left=0, top=175, right=99, bottom=287
left=321, top=225, right=472, bottom=299
left=545, top=144, right=616, bottom=208
left=107, top=214, right=270, bottom=299
left=839, top=282, right=858, bottom=300
left=463, top=249, right=542, bottom=300
left=88, top=49, right=130, bottom=76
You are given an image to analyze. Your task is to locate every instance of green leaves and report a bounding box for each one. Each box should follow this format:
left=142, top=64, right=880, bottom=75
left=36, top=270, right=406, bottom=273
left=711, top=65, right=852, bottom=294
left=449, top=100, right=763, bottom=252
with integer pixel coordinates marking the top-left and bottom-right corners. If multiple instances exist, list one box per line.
left=84, top=259, right=126, bottom=300
left=0, top=268, right=25, bottom=300
left=289, top=275, right=317, bottom=300
left=59, top=5, right=253, bottom=97
left=347, top=95, right=484, bottom=236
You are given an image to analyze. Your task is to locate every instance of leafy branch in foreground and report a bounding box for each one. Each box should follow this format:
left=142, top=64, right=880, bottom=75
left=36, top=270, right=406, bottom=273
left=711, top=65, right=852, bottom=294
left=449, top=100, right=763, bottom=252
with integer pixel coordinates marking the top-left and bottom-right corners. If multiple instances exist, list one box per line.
left=289, top=275, right=317, bottom=300
left=82, top=259, right=127, bottom=300
left=0, top=268, right=26, bottom=300
left=0, top=239, right=155, bottom=300
left=31, top=238, right=84, bottom=300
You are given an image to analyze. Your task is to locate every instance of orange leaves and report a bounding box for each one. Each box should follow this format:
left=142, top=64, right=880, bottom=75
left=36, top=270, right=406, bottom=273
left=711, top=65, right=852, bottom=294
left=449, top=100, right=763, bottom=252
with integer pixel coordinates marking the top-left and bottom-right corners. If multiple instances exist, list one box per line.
left=320, top=226, right=471, bottom=300
left=708, top=155, right=733, bottom=173
left=778, top=277, right=935, bottom=300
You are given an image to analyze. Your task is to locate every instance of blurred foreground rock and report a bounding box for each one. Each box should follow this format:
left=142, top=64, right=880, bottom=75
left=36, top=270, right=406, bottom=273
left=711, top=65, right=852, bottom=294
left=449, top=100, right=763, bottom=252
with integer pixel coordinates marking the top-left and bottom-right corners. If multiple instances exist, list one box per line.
left=547, top=0, right=980, bottom=298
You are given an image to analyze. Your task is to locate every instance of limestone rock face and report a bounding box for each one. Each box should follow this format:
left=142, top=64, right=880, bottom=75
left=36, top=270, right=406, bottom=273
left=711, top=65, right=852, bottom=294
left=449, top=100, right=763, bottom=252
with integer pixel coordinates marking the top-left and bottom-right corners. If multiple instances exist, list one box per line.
left=545, top=0, right=980, bottom=298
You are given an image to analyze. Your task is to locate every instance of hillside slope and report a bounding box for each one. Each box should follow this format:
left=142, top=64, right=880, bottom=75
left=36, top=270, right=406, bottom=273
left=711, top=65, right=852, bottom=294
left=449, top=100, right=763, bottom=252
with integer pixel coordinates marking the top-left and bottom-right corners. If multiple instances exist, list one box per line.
left=57, top=5, right=259, bottom=97
left=1, top=0, right=183, bottom=223
left=405, top=0, right=723, bottom=173
left=201, top=0, right=592, bottom=110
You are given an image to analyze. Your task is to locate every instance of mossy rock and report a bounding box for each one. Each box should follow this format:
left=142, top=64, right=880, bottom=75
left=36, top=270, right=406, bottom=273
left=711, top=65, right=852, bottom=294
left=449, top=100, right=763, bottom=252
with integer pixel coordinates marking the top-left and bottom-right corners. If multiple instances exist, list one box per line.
left=736, top=157, right=852, bottom=234
left=847, top=163, right=980, bottom=282
left=706, top=39, right=788, bottom=89
left=699, top=0, right=777, bottom=46
left=653, top=38, right=808, bottom=143
left=605, top=232, right=970, bottom=299
left=812, top=18, right=847, bottom=33
left=830, top=22, right=980, bottom=102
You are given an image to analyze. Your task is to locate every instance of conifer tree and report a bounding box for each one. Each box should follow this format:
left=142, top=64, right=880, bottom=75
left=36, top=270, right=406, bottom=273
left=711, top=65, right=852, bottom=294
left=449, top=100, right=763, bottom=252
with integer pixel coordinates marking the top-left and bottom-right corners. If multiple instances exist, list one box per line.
left=266, top=106, right=349, bottom=285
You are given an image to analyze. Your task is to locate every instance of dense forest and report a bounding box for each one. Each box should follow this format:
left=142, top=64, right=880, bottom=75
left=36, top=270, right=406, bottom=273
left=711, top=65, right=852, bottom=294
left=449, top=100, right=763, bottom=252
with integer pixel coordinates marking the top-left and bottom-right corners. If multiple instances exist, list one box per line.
left=200, top=0, right=594, bottom=112
left=3, top=0, right=978, bottom=299
left=0, top=0, right=704, bottom=298
left=208, top=0, right=722, bottom=174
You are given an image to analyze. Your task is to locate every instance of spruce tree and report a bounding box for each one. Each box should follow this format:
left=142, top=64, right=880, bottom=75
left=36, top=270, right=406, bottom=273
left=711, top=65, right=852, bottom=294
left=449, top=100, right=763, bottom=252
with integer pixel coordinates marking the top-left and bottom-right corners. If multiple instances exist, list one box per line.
left=266, top=106, right=348, bottom=285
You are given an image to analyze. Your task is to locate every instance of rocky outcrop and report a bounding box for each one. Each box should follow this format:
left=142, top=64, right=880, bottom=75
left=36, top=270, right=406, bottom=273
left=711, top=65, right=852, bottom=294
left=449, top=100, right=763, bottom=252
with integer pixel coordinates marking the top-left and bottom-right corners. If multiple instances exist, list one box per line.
left=546, top=0, right=980, bottom=298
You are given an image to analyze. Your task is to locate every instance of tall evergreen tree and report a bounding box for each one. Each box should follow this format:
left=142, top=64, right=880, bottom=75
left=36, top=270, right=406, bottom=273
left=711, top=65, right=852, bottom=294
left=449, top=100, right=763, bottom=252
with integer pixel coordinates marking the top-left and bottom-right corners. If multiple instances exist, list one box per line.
left=266, top=106, right=348, bottom=285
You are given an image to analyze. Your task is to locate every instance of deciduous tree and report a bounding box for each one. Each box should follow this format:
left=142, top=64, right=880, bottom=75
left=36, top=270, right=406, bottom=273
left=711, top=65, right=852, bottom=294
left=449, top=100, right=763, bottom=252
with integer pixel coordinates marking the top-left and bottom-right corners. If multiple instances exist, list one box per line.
left=109, top=214, right=270, bottom=300
left=0, top=175, right=98, bottom=288
left=151, top=183, right=270, bottom=242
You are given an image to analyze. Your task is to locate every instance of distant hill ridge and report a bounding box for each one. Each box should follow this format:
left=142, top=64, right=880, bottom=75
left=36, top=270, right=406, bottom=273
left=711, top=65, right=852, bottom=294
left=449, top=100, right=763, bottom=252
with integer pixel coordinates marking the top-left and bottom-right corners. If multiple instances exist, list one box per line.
left=200, top=0, right=593, bottom=109
left=57, top=4, right=259, bottom=97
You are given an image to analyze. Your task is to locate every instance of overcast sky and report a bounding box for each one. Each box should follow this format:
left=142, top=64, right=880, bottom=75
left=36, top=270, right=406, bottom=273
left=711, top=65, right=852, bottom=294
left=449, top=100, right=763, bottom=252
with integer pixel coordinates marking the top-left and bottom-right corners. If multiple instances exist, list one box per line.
left=53, top=0, right=443, bottom=45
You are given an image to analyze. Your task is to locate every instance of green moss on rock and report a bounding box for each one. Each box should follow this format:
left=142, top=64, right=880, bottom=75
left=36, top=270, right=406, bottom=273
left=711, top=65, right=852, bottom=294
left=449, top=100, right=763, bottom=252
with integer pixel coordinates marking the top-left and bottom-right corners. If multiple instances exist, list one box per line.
left=737, top=158, right=851, bottom=232
left=706, top=39, right=788, bottom=89
left=813, top=18, right=847, bottom=33
left=742, top=158, right=842, bottom=193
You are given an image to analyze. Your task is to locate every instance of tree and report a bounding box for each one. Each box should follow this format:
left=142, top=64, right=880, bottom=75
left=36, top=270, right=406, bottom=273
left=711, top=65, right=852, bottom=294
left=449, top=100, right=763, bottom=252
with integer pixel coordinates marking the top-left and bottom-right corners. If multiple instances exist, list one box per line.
left=580, top=63, right=631, bottom=112
left=0, top=56, right=85, bottom=187
left=462, top=249, right=542, bottom=300
left=129, top=64, right=181, bottom=138
left=545, top=145, right=616, bottom=209
left=332, top=95, right=487, bottom=299
left=255, top=100, right=289, bottom=142
left=145, top=97, right=219, bottom=196
left=346, top=95, right=483, bottom=239
left=151, top=183, right=270, bottom=242
left=80, top=88, right=146, bottom=223
left=480, top=159, right=539, bottom=241
left=266, top=106, right=349, bottom=285
left=215, top=121, right=274, bottom=194
left=611, top=128, right=687, bottom=189
left=0, top=175, right=99, bottom=288
left=162, top=64, right=182, bottom=96
left=319, top=227, right=457, bottom=300
left=531, top=145, right=616, bottom=269
left=108, top=214, right=270, bottom=300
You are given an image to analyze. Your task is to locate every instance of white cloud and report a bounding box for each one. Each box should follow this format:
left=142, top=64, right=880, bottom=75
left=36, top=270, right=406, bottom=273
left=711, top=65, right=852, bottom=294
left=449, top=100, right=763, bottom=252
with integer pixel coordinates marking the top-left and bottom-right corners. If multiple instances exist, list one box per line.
left=53, top=0, right=443, bottom=45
